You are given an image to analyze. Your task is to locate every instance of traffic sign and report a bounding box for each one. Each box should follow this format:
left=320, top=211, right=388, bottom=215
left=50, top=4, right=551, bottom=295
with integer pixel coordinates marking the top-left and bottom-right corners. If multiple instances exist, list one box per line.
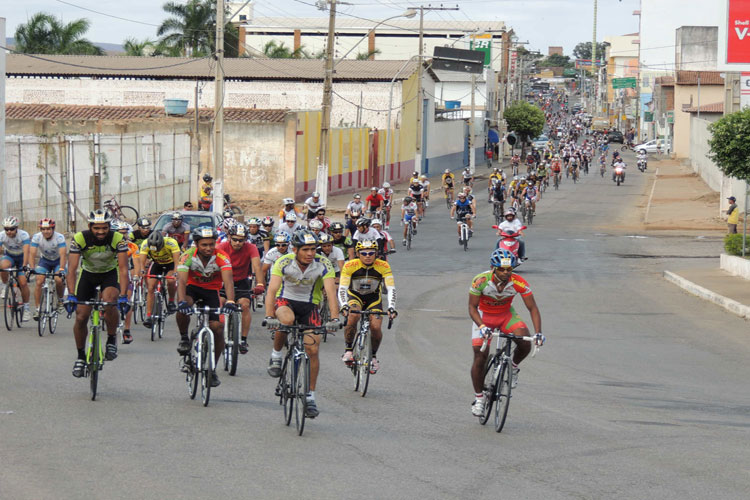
left=432, top=46, right=485, bottom=74
left=612, top=77, right=636, bottom=89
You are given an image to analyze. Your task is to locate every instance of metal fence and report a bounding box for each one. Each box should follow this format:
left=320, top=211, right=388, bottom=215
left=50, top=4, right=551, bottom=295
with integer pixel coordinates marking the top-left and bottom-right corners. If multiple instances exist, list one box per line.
left=3, top=133, right=193, bottom=234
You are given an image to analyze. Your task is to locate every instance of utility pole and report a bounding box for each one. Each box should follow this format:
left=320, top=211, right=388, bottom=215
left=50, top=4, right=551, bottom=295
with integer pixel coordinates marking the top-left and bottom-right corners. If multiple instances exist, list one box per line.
left=412, top=5, right=459, bottom=175
left=592, top=0, right=597, bottom=114
left=213, top=0, right=226, bottom=214
left=469, top=74, right=476, bottom=174
left=0, top=18, right=6, bottom=218
left=317, top=0, right=337, bottom=207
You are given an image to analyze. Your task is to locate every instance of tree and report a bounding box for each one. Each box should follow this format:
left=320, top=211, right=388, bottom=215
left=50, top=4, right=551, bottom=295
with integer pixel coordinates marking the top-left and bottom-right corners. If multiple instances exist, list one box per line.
left=708, top=108, right=750, bottom=181
left=123, top=37, right=155, bottom=56
left=516, top=46, right=542, bottom=60
left=14, top=12, right=103, bottom=55
left=503, top=101, right=545, bottom=156
left=262, top=40, right=308, bottom=59
left=538, top=53, right=572, bottom=68
left=572, top=41, right=607, bottom=62
left=157, top=0, right=214, bottom=56
left=356, top=48, right=381, bottom=60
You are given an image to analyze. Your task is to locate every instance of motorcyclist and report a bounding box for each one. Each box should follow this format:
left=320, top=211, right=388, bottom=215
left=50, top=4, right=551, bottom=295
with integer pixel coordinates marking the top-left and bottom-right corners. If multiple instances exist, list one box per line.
left=496, top=209, right=526, bottom=261
left=613, top=158, right=627, bottom=183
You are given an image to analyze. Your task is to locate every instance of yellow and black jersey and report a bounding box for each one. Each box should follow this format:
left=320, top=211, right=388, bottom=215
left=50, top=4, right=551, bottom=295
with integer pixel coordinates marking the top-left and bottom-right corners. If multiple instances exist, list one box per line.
left=338, top=258, right=396, bottom=310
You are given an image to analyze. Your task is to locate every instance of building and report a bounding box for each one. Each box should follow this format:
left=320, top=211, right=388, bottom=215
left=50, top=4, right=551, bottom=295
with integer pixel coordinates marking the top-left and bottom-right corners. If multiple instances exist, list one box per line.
left=650, top=75, right=674, bottom=144
left=675, top=26, right=718, bottom=71
left=548, top=46, right=563, bottom=56
left=239, top=17, right=507, bottom=71
left=672, top=70, right=724, bottom=158
left=604, top=33, right=639, bottom=128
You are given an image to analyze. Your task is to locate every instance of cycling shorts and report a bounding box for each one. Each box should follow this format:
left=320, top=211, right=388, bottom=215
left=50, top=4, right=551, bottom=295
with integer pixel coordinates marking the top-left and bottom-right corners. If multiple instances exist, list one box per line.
left=347, top=290, right=382, bottom=312
left=36, top=257, right=61, bottom=274
left=404, top=213, right=416, bottom=223
left=220, top=278, right=253, bottom=300
left=412, top=193, right=423, bottom=202
left=75, top=269, right=120, bottom=302
left=148, top=261, right=175, bottom=277
left=275, top=297, right=321, bottom=328
left=1, top=254, right=24, bottom=269
left=471, top=306, right=527, bottom=347
left=186, top=284, right=221, bottom=322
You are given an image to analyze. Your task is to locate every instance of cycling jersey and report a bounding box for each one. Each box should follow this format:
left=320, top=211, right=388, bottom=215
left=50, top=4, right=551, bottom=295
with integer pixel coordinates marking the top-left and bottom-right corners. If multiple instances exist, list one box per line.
left=454, top=199, right=473, bottom=216
left=70, top=230, right=127, bottom=274
left=163, top=222, right=190, bottom=247
left=525, top=186, right=538, bottom=199
left=177, top=247, right=232, bottom=290
left=402, top=202, right=418, bottom=216
left=0, top=229, right=31, bottom=257
left=271, top=253, right=334, bottom=305
left=332, top=235, right=354, bottom=255
left=130, top=228, right=151, bottom=247
left=408, top=184, right=424, bottom=197
left=346, top=201, right=365, bottom=214
left=31, top=231, right=66, bottom=261
left=139, top=236, right=180, bottom=264
left=378, top=187, right=394, bottom=202
left=338, top=258, right=396, bottom=310
left=366, top=193, right=385, bottom=209
left=200, top=182, right=212, bottom=198
left=469, top=271, right=532, bottom=314
left=321, top=246, right=345, bottom=273
left=216, top=240, right=259, bottom=282
left=442, top=173, right=455, bottom=186
left=352, top=227, right=382, bottom=243
left=262, top=247, right=290, bottom=267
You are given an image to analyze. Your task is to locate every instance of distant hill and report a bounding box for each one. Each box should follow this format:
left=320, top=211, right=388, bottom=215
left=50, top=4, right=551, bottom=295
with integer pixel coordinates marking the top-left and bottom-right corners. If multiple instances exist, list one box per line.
left=5, top=37, right=124, bottom=54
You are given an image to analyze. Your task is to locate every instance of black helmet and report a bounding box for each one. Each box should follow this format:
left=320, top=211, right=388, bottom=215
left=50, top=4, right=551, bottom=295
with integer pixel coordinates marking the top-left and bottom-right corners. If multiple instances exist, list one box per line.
left=356, top=217, right=371, bottom=228
left=227, top=223, right=247, bottom=238
left=202, top=173, right=213, bottom=183
left=87, top=209, right=112, bottom=225
left=137, top=217, right=151, bottom=228
left=222, top=209, right=233, bottom=219
left=191, top=226, right=218, bottom=243
left=330, top=222, right=344, bottom=232
left=291, top=229, right=319, bottom=248
left=147, top=231, right=165, bottom=251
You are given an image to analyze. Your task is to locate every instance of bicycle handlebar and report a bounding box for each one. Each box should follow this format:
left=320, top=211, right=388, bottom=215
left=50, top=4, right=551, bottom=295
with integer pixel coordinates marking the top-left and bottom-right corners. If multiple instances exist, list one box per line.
left=146, top=274, right=177, bottom=280
left=261, top=321, right=329, bottom=334
left=341, top=309, right=395, bottom=329
left=28, top=270, right=66, bottom=277
left=480, top=329, right=541, bottom=357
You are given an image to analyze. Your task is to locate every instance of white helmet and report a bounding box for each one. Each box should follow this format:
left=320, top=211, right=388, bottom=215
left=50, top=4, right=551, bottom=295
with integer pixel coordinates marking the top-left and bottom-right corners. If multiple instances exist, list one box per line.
left=382, top=182, right=390, bottom=189
left=285, top=212, right=297, bottom=222
left=309, top=219, right=324, bottom=230
left=444, top=169, right=450, bottom=174
left=3, top=216, right=19, bottom=228
left=312, top=191, right=320, bottom=198
left=371, top=218, right=383, bottom=226
left=283, top=198, right=295, bottom=205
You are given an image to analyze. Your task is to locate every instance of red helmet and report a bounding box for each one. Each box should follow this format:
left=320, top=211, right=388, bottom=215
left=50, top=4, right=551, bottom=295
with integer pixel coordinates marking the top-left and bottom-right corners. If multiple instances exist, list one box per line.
left=39, top=218, right=56, bottom=229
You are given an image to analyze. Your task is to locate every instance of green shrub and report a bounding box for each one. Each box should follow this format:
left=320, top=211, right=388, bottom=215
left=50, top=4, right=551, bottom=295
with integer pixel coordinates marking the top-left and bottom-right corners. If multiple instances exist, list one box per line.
left=725, top=234, right=747, bottom=256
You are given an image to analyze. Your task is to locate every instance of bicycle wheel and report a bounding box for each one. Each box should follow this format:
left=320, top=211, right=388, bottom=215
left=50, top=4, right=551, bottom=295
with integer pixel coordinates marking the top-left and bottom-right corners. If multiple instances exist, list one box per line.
left=228, top=312, right=240, bottom=376
left=49, top=307, right=59, bottom=335
left=200, top=330, right=213, bottom=407
left=38, top=288, right=48, bottom=337
left=406, top=224, right=412, bottom=251
left=494, top=361, right=512, bottom=433
left=151, top=293, right=162, bottom=341
left=352, top=332, right=363, bottom=391
left=527, top=208, right=534, bottom=225
left=3, top=285, right=13, bottom=331
left=187, top=352, right=199, bottom=400
left=137, top=285, right=147, bottom=324
left=295, top=354, right=310, bottom=436
left=358, top=331, right=372, bottom=398
left=479, top=356, right=499, bottom=425
left=463, top=226, right=468, bottom=251
left=118, top=205, right=139, bottom=224
left=282, top=356, right=294, bottom=426
left=14, top=289, right=22, bottom=327
left=319, top=301, right=330, bottom=343
left=89, top=329, right=99, bottom=401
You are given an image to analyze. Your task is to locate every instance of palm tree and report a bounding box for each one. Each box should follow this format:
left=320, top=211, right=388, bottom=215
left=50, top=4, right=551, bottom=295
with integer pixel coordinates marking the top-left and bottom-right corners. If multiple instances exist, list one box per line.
left=123, top=37, right=155, bottom=56
left=356, top=48, right=381, bottom=60
left=157, top=0, right=214, bottom=57
left=14, top=12, right=103, bottom=55
left=262, top=40, right=308, bottom=59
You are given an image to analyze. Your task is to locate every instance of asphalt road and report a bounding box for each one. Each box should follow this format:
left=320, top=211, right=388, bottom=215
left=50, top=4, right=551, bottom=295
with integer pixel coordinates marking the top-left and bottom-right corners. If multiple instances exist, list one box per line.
left=2, top=151, right=749, bottom=500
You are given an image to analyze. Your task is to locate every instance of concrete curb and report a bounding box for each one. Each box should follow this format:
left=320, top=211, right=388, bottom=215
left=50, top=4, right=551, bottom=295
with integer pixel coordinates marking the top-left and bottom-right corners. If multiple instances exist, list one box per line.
left=663, top=270, right=750, bottom=320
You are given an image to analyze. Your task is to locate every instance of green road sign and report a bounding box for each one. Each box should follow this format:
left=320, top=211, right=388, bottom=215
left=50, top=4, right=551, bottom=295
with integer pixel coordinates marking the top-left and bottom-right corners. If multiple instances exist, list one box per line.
left=612, top=77, right=637, bottom=89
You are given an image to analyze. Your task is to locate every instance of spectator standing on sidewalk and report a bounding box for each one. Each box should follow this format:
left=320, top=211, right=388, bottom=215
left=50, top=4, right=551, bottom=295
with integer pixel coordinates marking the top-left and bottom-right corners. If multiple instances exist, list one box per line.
left=727, top=196, right=739, bottom=234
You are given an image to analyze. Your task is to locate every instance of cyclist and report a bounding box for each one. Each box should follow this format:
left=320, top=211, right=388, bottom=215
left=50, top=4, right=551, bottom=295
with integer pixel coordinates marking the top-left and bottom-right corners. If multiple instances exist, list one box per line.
left=278, top=198, right=302, bottom=222
left=131, top=218, right=152, bottom=247
left=352, top=218, right=382, bottom=247
left=113, top=220, right=141, bottom=343
left=329, top=222, right=355, bottom=260
left=488, top=168, right=504, bottom=202
left=163, top=212, right=191, bottom=250
left=217, top=223, right=265, bottom=354
left=338, top=239, right=397, bottom=374
left=318, top=233, right=345, bottom=280
left=489, top=178, right=506, bottom=215
left=371, top=219, right=395, bottom=258
left=462, top=167, right=474, bottom=188
left=139, top=231, right=181, bottom=329
left=442, top=169, right=455, bottom=204
left=420, top=175, right=431, bottom=207
left=400, top=196, right=418, bottom=246
left=522, top=181, right=539, bottom=216
left=309, top=207, right=331, bottom=233
left=261, top=233, right=292, bottom=278
left=277, top=212, right=302, bottom=237
left=451, top=192, right=474, bottom=243
left=30, top=218, right=66, bottom=320
left=200, top=173, right=213, bottom=199
left=261, top=217, right=276, bottom=249
left=65, top=210, right=130, bottom=378
left=408, top=178, right=426, bottom=218
left=365, top=187, right=386, bottom=219
left=245, top=218, right=269, bottom=258
left=468, top=248, right=544, bottom=417
left=345, top=209, right=362, bottom=239
left=377, top=182, right=394, bottom=229
left=551, top=155, right=563, bottom=186
left=303, top=192, right=323, bottom=220
left=462, top=186, right=478, bottom=216
left=309, top=219, right=325, bottom=238
left=264, top=230, right=341, bottom=418
left=409, top=171, right=420, bottom=185
left=345, top=194, right=364, bottom=220
left=175, top=227, right=237, bottom=388
left=0, top=216, right=32, bottom=321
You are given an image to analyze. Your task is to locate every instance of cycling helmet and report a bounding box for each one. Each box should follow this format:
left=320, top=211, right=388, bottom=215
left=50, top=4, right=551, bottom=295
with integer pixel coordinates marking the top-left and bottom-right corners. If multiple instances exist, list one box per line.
left=353, top=194, right=362, bottom=200
left=171, top=212, right=183, bottom=221
left=318, top=233, right=333, bottom=244
left=356, top=217, right=371, bottom=228
left=382, top=182, right=391, bottom=189
left=309, top=219, right=324, bottom=230
left=312, top=191, right=321, bottom=198
left=87, top=209, right=112, bottom=225
left=371, top=187, right=378, bottom=191
left=504, top=209, right=515, bottom=216
left=412, top=171, right=419, bottom=177
left=110, top=220, right=124, bottom=232
left=284, top=212, right=297, bottom=223
left=283, top=198, right=295, bottom=205
left=291, top=229, right=318, bottom=248
left=222, top=217, right=237, bottom=231
left=513, top=176, right=519, bottom=181
left=315, top=206, right=326, bottom=214
left=39, top=218, right=56, bottom=229
left=147, top=231, right=165, bottom=251
left=119, top=222, right=133, bottom=233
left=420, top=175, right=427, bottom=181
left=490, top=248, right=517, bottom=269
left=191, top=226, right=218, bottom=243
left=202, top=173, right=213, bottom=183
left=222, top=209, right=234, bottom=219
left=403, top=196, right=413, bottom=203
left=444, top=169, right=450, bottom=174
left=355, top=239, right=378, bottom=252
left=274, top=233, right=291, bottom=245
left=371, top=218, right=382, bottom=227
left=262, top=216, right=274, bottom=226
left=330, top=222, right=345, bottom=232
left=457, top=192, right=466, bottom=198
left=137, top=217, right=151, bottom=228
left=227, top=223, right=247, bottom=238
left=246, top=217, right=261, bottom=226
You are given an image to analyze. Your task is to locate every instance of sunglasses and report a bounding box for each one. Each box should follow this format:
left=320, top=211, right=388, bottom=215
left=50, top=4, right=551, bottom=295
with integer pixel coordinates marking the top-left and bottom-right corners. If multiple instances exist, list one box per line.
left=277, top=243, right=289, bottom=247
left=230, top=238, right=245, bottom=243
left=4, top=227, right=17, bottom=231
left=359, top=251, right=377, bottom=257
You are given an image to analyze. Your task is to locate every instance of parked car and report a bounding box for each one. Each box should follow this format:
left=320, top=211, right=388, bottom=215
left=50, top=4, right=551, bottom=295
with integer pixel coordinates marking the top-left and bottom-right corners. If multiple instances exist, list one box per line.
left=532, top=134, right=550, bottom=149
left=633, top=139, right=670, bottom=154
left=606, top=130, right=624, bottom=143
left=153, top=211, right=224, bottom=235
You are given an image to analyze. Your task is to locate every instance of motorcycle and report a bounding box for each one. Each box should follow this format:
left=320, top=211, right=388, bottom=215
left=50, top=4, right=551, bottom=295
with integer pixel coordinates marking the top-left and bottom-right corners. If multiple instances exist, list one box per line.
left=613, top=166, right=625, bottom=186
left=637, top=157, right=648, bottom=172
left=492, top=225, right=527, bottom=265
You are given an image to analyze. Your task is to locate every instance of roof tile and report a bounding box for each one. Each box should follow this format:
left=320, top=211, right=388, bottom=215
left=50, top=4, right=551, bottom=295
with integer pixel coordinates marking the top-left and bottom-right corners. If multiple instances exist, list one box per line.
left=682, top=101, right=724, bottom=114
left=675, top=71, right=724, bottom=85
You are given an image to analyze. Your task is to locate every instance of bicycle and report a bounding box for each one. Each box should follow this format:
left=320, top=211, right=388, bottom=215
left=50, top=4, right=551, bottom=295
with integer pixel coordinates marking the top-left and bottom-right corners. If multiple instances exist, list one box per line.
left=145, top=273, right=175, bottom=341
left=131, top=276, right=147, bottom=325
left=223, top=309, right=241, bottom=376
left=553, top=171, right=560, bottom=190
left=3, top=268, right=24, bottom=331
left=347, top=310, right=393, bottom=398
left=524, top=200, right=534, bottom=225
left=404, top=217, right=417, bottom=251
left=457, top=214, right=473, bottom=251
left=180, top=304, right=221, bottom=407
left=265, top=321, right=329, bottom=436
left=493, top=200, right=504, bottom=226
left=103, top=196, right=139, bottom=223
left=66, top=290, right=118, bottom=401
left=31, top=270, right=65, bottom=336
left=478, top=329, right=540, bottom=432
left=444, top=187, right=454, bottom=208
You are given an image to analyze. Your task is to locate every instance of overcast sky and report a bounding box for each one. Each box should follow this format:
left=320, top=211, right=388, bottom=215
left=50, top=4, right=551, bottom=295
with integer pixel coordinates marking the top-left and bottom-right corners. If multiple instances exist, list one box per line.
left=3, top=0, right=640, bottom=55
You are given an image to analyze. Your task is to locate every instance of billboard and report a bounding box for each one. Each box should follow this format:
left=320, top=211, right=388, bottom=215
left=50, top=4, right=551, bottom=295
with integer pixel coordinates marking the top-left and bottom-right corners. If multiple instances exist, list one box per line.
left=470, top=34, right=492, bottom=67
left=718, top=0, right=750, bottom=70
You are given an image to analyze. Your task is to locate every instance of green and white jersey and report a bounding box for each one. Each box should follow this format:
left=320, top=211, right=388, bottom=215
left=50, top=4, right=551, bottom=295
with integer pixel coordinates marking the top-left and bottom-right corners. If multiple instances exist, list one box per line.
left=271, top=253, right=334, bottom=305
left=69, top=230, right=127, bottom=273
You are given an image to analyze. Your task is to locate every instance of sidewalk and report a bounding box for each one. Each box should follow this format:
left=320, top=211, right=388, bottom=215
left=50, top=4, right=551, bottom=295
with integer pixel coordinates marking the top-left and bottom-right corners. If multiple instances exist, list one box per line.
left=664, top=267, right=750, bottom=319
